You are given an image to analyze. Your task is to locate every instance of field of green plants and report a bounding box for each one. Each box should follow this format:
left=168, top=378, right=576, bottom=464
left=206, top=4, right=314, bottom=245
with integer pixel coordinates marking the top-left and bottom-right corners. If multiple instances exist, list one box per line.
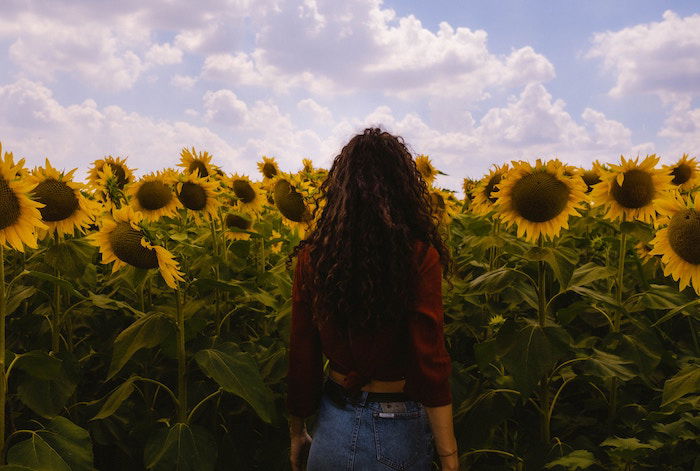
left=0, top=143, right=697, bottom=470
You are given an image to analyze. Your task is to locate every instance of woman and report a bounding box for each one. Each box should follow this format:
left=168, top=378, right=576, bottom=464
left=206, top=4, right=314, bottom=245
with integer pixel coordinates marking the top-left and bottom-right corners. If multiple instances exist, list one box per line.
left=285, top=127, right=459, bottom=470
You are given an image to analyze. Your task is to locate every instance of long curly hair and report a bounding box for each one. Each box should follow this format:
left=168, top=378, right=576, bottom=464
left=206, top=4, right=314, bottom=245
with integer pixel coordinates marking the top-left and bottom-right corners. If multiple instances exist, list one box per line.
left=285, top=127, right=453, bottom=333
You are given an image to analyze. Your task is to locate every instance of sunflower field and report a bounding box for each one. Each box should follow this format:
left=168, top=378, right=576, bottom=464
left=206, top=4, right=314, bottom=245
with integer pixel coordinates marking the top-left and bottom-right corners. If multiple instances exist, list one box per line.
left=0, top=141, right=698, bottom=471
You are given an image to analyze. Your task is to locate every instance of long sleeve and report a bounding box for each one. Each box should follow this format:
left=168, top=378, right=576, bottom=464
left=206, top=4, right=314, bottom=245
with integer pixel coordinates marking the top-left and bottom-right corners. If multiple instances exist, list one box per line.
left=404, top=244, right=452, bottom=406
left=286, top=247, right=324, bottom=418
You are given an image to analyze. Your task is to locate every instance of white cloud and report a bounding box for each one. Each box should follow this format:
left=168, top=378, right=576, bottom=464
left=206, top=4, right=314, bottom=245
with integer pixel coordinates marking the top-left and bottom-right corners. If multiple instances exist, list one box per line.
left=202, top=89, right=248, bottom=126
left=0, top=79, right=239, bottom=179
left=587, top=10, right=700, bottom=102
left=171, top=74, right=198, bottom=89
left=297, top=98, right=332, bottom=123
left=145, top=42, right=183, bottom=66
left=659, top=101, right=700, bottom=159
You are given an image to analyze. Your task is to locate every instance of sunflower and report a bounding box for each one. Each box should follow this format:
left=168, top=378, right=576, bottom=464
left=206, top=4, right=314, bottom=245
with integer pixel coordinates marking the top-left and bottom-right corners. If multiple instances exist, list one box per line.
left=648, top=192, right=700, bottom=294
left=269, top=229, right=283, bottom=253
left=223, top=211, right=255, bottom=241
left=589, top=154, right=675, bottom=224
left=175, top=172, right=222, bottom=223
left=271, top=173, right=313, bottom=238
left=301, top=158, right=314, bottom=173
left=178, top=147, right=216, bottom=178
left=662, top=154, right=700, bottom=192
left=0, top=143, right=47, bottom=251
left=462, top=177, right=478, bottom=203
left=578, top=160, right=606, bottom=194
left=92, top=164, right=129, bottom=211
left=492, top=159, right=588, bottom=243
left=257, top=156, right=281, bottom=190
left=470, top=163, right=510, bottom=217
left=415, top=155, right=441, bottom=185
left=87, top=206, right=184, bottom=289
left=634, top=240, right=656, bottom=264
left=87, top=156, right=135, bottom=190
left=127, top=170, right=181, bottom=221
left=229, top=173, right=266, bottom=216
left=429, top=187, right=460, bottom=226
left=28, top=159, right=100, bottom=238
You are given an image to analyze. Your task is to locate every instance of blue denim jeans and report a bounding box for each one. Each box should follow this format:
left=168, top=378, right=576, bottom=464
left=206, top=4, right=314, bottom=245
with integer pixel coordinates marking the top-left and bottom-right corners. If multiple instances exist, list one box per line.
left=306, top=379, right=435, bottom=470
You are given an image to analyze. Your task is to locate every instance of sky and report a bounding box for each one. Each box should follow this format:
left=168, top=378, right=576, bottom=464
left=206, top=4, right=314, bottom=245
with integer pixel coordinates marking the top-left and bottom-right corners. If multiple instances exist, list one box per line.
left=1, top=0, right=700, bottom=200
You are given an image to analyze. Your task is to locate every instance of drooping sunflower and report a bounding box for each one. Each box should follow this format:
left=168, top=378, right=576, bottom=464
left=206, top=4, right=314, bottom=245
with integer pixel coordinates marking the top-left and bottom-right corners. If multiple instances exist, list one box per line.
left=175, top=172, right=222, bottom=223
left=415, top=155, right=440, bottom=185
left=271, top=173, right=313, bottom=238
left=257, top=156, right=281, bottom=190
left=462, top=177, right=478, bottom=203
left=648, top=192, right=700, bottom=294
left=127, top=170, right=182, bottom=221
left=223, top=211, right=255, bottom=241
left=470, top=163, right=510, bottom=217
left=492, top=159, right=588, bottom=242
left=87, top=156, right=135, bottom=190
left=178, top=147, right=216, bottom=178
left=0, top=143, right=47, bottom=251
left=662, top=154, right=700, bottom=193
left=28, top=159, right=100, bottom=238
left=578, top=160, right=606, bottom=194
left=229, top=173, right=266, bottom=216
left=87, top=206, right=184, bottom=289
left=589, top=154, right=675, bottom=224
left=429, top=187, right=460, bottom=226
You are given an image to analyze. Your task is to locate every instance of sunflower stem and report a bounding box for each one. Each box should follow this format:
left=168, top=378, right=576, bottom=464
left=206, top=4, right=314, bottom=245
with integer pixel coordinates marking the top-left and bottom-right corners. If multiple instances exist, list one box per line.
left=537, top=234, right=547, bottom=328
left=0, top=245, right=6, bottom=463
left=608, top=225, right=628, bottom=432
left=175, top=288, right=187, bottom=424
left=689, top=316, right=699, bottom=355
left=209, top=221, right=221, bottom=330
left=51, top=232, right=61, bottom=354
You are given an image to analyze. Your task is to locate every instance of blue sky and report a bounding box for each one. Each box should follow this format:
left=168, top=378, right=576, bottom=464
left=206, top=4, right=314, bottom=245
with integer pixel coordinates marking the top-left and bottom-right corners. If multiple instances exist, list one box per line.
left=1, top=0, right=699, bottom=199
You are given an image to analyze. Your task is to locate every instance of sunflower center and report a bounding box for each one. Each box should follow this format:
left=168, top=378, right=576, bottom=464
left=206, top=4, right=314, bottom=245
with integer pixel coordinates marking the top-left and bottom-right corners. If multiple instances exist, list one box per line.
left=188, top=160, right=209, bottom=178
left=611, top=169, right=654, bottom=209
left=178, top=182, right=207, bottom=210
left=485, top=174, right=502, bottom=203
left=510, top=171, right=570, bottom=222
left=137, top=181, right=172, bottom=210
left=671, top=164, right=691, bottom=185
left=582, top=171, right=601, bottom=192
left=232, top=180, right=255, bottom=203
left=33, top=178, right=79, bottom=222
left=0, top=177, right=21, bottom=230
left=274, top=180, right=307, bottom=222
left=262, top=163, right=277, bottom=179
left=225, top=213, right=251, bottom=230
left=668, top=209, right=700, bottom=264
left=108, top=163, right=129, bottom=188
left=108, top=222, right=159, bottom=269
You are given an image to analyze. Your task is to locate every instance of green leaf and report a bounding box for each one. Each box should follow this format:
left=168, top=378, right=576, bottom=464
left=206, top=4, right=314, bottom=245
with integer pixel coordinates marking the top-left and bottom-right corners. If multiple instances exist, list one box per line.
left=44, top=240, right=93, bottom=279
left=5, top=285, right=37, bottom=315
left=467, top=267, right=523, bottom=295
left=88, top=292, right=144, bottom=315
left=14, top=351, right=63, bottom=380
left=600, top=436, right=657, bottom=461
left=545, top=449, right=597, bottom=469
left=36, top=417, right=94, bottom=471
left=25, top=271, right=86, bottom=300
left=144, top=424, right=217, bottom=471
left=651, top=297, right=700, bottom=327
left=91, top=377, right=137, bottom=420
left=6, top=433, right=71, bottom=471
left=662, top=365, right=700, bottom=406
left=523, top=246, right=577, bottom=288
left=16, top=354, right=77, bottom=418
left=583, top=348, right=637, bottom=381
left=496, top=318, right=572, bottom=398
left=107, top=313, right=175, bottom=380
left=638, top=284, right=691, bottom=310
left=566, top=263, right=616, bottom=290
left=194, top=346, right=276, bottom=423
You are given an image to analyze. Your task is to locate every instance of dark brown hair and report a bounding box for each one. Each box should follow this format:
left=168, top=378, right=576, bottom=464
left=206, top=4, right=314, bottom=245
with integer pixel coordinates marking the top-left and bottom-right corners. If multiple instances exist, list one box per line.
left=285, top=127, right=453, bottom=332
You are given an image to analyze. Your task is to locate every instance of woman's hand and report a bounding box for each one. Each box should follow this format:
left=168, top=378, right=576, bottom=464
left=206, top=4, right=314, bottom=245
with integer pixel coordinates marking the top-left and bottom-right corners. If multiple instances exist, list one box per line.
left=439, top=450, right=459, bottom=471
left=290, top=430, right=312, bottom=471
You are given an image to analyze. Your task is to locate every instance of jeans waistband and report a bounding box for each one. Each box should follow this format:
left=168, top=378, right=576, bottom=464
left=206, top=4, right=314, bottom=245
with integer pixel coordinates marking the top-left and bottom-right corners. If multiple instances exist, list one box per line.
left=324, top=376, right=409, bottom=407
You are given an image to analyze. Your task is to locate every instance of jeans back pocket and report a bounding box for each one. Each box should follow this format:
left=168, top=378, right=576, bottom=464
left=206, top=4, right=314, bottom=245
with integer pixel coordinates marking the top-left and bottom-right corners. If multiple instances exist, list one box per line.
left=371, top=405, right=427, bottom=470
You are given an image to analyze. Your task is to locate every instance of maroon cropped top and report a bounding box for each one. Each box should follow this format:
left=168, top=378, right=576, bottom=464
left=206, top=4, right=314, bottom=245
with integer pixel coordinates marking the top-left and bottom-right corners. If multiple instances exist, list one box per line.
left=286, top=240, right=452, bottom=418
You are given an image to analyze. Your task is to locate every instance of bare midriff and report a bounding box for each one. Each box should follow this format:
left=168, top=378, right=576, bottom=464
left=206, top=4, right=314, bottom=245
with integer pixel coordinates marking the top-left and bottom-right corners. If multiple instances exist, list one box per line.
left=329, top=368, right=406, bottom=393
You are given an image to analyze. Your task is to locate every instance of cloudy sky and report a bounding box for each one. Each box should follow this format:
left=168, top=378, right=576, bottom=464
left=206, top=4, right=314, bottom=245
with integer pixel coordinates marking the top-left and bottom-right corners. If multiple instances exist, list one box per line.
left=1, top=0, right=699, bottom=199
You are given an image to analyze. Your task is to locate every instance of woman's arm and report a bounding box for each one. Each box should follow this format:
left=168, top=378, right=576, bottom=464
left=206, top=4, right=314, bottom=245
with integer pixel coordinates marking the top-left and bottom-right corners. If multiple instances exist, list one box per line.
left=289, top=416, right=312, bottom=471
left=425, top=403, right=459, bottom=470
